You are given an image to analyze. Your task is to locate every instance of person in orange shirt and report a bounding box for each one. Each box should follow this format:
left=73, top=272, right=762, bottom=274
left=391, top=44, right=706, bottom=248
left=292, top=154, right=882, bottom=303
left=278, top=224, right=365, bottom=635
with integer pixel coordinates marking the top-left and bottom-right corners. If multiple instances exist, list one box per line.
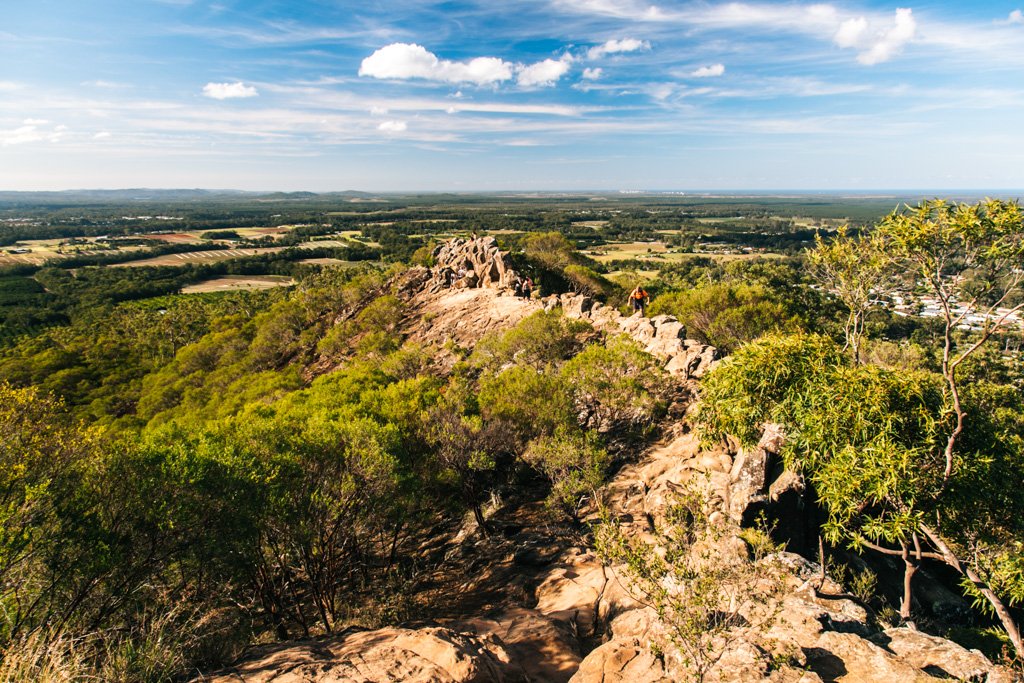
left=629, top=285, right=649, bottom=315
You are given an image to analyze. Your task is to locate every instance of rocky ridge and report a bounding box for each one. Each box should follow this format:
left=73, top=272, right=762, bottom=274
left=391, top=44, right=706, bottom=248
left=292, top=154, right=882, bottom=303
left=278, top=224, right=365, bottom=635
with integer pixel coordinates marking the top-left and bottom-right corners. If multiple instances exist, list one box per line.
left=204, top=238, right=1012, bottom=683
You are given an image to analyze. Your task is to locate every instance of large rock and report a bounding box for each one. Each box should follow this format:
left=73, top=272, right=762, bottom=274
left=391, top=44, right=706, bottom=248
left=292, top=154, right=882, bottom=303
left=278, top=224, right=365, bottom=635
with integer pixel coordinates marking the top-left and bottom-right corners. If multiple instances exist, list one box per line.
left=874, top=627, right=1012, bottom=683
left=457, top=607, right=582, bottom=683
left=568, top=638, right=672, bottom=683
left=431, top=237, right=519, bottom=292
left=805, top=631, right=943, bottom=682
left=543, top=292, right=719, bottom=379
left=729, top=423, right=784, bottom=524
left=534, top=550, right=609, bottom=638
left=204, top=625, right=517, bottom=683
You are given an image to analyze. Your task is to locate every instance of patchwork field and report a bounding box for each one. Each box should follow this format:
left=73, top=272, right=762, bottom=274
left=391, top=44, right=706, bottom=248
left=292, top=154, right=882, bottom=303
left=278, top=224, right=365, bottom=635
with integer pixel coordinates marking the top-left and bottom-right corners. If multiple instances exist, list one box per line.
left=1, top=239, right=148, bottom=266
left=588, top=240, right=784, bottom=264
left=115, top=247, right=285, bottom=267
left=179, top=275, right=295, bottom=293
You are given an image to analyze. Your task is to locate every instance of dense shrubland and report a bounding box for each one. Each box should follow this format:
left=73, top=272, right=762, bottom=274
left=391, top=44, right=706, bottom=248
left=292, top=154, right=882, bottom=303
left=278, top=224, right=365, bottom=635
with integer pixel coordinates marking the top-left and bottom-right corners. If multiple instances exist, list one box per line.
left=0, top=263, right=666, bottom=679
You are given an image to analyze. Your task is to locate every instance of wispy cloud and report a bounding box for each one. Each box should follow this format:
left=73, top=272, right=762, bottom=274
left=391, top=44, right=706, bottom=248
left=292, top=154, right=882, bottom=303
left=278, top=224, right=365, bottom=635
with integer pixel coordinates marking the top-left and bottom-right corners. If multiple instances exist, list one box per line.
left=587, top=37, right=650, bottom=59
left=81, top=80, right=130, bottom=89
left=1007, top=9, right=1023, bottom=25
left=582, top=67, right=603, bottom=80
left=849, top=8, right=916, bottom=65
left=378, top=120, right=407, bottom=132
left=1, top=122, right=67, bottom=146
left=690, top=64, right=725, bottom=78
left=554, top=0, right=666, bottom=21
left=202, top=82, right=259, bottom=99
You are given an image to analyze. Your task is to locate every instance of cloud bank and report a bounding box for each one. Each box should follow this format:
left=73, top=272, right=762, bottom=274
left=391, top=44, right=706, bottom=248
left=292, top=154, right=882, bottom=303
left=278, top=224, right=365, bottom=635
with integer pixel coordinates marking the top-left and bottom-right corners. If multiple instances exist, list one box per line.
left=360, top=43, right=578, bottom=88
left=359, top=43, right=514, bottom=85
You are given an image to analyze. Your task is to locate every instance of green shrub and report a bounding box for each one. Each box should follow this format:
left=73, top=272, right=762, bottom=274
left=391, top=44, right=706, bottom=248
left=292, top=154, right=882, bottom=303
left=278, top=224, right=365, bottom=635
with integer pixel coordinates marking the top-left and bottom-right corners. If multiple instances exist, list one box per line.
left=562, top=336, right=667, bottom=435
left=524, top=427, right=609, bottom=521
left=697, top=333, right=842, bottom=447
left=470, top=310, right=591, bottom=371
left=649, top=283, right=792, bottom=353
left=478, top=364, right=573, bottom=443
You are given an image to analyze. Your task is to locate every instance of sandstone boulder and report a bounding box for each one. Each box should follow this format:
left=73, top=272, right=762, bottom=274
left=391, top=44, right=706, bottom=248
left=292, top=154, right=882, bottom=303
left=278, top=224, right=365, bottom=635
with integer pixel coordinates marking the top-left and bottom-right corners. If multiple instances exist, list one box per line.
left=431, top=237, right=519, bottom=291
left=874, top=627, right=1011, bottom=683
left=457, top=607, right=581, bottom=683
left=205, top=625, right=517, bottom=683
left=568, top=638, right=672, bottom=683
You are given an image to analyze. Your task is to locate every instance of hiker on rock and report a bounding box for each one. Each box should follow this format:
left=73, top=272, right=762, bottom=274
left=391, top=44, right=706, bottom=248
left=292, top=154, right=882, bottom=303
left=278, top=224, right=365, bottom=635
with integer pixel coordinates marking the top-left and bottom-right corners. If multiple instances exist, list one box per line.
left=522, top=276, right=533, bottom=299
left=629, top=285, right=649, bottom=315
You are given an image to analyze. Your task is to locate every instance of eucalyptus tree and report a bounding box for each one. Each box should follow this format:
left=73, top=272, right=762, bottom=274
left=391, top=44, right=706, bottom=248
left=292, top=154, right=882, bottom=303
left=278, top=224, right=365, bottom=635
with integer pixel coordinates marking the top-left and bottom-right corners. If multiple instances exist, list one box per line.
left=708, top=200, right=1024, bottom=655
left=807, top=228, right=894, bottom=364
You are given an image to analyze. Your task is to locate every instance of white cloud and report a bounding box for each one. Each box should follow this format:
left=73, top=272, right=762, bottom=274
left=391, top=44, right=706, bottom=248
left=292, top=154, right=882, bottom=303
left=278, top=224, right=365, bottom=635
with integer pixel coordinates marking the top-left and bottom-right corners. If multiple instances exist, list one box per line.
left=690, top=63, right=725, bottom=78
left=23, top=118, right=49, bottom=126
left=518, top=56, right=573, bottom=87
left=202, top=81, right=259, bottom=99
left=0, top=81, right=20, bottom=92
left=1009, top=10, right=1024, bottom=24
left=93, top=131, right=111, bottom=139
left=857, top=8, right=916, bottom=65
left=582, top=67, right=603, bottom=80
left=377, top=120, right=407, bottom=132
left=370, top=105, right=389, bottom=115
left=834, top=17, right=868, bottom=48
left=587, top=38, right=650, bottom=59
left=359, top=43, right=514, bottom=85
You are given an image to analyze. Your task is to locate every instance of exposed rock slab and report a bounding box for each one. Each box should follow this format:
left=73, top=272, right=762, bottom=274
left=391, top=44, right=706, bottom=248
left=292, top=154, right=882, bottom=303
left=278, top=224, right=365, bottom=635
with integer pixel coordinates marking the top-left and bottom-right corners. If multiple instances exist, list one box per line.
left=456, top=607, right=581, bottom=683
left=205, top=626, right=518, bottom=683
left=873, top=627, right=1014, bottom=683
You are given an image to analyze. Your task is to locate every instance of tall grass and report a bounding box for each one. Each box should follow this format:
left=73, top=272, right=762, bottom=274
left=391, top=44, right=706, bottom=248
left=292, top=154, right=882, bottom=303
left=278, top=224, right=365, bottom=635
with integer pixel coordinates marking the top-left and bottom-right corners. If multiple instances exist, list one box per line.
left=0, top=602, right=247, bottom=683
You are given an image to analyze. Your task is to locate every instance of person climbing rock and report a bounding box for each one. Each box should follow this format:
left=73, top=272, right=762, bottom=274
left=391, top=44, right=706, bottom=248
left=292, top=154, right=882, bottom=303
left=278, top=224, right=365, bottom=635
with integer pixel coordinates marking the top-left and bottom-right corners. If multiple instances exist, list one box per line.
left=522, top=276, right=533, bottom=299
left=629, top=285, right=650, bottom=315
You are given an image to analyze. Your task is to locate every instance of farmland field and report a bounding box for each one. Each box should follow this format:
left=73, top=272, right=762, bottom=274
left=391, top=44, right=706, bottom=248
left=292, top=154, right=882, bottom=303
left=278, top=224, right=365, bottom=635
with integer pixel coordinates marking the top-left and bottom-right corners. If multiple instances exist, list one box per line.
left=115, top=247, right=285, bottom=267
left=180, top=275, right=295, bottom=293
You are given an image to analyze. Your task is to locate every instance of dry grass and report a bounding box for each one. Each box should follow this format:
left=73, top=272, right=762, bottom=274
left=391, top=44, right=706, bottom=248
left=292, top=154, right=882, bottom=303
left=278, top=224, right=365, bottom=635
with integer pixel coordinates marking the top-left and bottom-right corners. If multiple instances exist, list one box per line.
left=0, top=603, right=249, bottom=683
left=0, top=630, right=93, bottom=683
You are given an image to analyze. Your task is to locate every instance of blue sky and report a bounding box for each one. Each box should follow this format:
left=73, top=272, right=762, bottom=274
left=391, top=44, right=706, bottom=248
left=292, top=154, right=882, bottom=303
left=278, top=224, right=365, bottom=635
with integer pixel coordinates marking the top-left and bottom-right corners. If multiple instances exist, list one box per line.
left=2, top=0, right=1024, bottom=191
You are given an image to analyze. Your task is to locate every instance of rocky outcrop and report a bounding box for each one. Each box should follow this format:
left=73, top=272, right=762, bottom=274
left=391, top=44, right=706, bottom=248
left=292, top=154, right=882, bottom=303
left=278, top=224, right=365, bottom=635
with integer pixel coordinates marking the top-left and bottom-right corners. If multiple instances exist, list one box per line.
left=428, top=236, right=520, bottom=292
left=568, top=430, right=1011, bottom=683
left=542, top=293, right=719, bottom=379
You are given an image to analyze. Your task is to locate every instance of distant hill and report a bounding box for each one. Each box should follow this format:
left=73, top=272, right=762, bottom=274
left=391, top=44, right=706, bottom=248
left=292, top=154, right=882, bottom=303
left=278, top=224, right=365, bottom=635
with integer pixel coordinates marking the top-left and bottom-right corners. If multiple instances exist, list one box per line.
left=0, top=189, right=384, bottom=207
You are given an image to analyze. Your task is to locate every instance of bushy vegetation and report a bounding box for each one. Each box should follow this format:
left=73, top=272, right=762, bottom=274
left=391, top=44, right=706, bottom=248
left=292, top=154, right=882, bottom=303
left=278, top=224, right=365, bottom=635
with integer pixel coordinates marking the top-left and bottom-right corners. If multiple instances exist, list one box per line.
left=0, top=258, right=667, bottom=678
